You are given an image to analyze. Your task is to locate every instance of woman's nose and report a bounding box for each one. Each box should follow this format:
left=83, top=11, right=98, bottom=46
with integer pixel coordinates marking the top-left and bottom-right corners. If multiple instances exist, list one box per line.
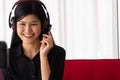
left=25, top=25, right=32, bottom=33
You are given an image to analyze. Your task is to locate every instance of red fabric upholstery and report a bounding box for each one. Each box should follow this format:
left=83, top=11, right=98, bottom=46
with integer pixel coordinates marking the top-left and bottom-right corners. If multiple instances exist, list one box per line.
left=63, top=59, right=120, bottom=80
left=0, top=69, right=3, bottom=80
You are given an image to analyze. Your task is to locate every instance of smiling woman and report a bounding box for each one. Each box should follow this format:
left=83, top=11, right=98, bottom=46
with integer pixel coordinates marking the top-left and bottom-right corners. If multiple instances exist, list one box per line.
left=1, top=0, right=66, bottom=80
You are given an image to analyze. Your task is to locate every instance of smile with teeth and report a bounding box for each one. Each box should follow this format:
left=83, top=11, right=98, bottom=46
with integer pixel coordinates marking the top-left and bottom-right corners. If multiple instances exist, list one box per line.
left=23, top=34, right=34, bottom=38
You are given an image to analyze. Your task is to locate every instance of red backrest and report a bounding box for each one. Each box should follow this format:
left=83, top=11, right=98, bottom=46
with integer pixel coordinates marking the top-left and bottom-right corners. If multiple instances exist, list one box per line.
left=115, top=60, right=120, bottom=80
left=71, top=60, right=93, bottom=80
left=63, top=60, right=71, bottom=80
left=92, top=60, right=115, bottom=80
left=63, top=59, right=120, bottom=80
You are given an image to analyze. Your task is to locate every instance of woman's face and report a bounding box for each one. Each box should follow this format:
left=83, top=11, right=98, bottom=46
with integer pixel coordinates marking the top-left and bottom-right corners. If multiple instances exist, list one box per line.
left=17, top=14, right=41, bottom=44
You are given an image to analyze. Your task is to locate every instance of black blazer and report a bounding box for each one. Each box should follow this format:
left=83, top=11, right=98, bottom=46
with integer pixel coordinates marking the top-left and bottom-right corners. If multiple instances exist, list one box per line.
left=2, top=44, right=66, bottom=80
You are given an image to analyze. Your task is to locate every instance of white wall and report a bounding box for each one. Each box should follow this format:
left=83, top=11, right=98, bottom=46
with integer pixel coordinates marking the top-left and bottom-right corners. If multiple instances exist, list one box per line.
left=118, top=0, right=120, bottom=58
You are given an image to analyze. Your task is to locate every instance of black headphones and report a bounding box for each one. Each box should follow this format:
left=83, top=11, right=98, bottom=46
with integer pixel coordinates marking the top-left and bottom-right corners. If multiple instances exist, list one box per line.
left=9, top=0, right=51, bottom=34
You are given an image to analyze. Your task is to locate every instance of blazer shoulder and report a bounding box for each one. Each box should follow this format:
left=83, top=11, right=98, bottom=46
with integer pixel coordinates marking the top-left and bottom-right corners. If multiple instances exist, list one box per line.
left=48, top=45, right=66, bottom=57
left=53, top=45, right=66, bottom=54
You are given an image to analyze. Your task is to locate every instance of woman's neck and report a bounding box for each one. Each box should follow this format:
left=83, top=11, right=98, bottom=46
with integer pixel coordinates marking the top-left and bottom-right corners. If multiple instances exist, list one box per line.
left=22, top=41, right=40, bottom=59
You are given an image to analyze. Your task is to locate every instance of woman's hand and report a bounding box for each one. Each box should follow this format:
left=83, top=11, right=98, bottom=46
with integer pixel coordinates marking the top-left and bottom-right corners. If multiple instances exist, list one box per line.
left=40, top=32, right=54, bottom=57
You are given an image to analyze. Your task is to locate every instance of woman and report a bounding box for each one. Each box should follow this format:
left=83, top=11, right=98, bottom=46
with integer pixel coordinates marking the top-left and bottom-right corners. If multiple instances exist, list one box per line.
left=8, top=0, right=66, bottom=80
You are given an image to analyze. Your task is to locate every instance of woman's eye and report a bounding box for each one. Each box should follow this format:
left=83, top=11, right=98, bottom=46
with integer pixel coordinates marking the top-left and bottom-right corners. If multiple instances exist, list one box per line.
left=20, top=23, right=25, bottom=26
left=31, top=24, right=37, bottom=25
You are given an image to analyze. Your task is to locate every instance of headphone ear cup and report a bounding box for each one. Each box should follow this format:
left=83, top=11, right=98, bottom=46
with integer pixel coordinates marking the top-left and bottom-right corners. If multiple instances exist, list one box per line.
left=11, top=17, right=16, bottom=32
left=43, top=20, right=51, bottom=34
left=39, top=20, right=51, bottom=41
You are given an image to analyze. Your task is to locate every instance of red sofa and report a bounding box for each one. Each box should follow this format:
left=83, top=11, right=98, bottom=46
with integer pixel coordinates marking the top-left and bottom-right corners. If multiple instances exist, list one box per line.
left=63, top=59, right=120, bottom=80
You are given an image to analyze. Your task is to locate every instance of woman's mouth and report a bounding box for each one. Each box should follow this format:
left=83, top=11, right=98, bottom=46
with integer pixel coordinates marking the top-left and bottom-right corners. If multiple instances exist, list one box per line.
left=23, top=34, right=34, bottom=38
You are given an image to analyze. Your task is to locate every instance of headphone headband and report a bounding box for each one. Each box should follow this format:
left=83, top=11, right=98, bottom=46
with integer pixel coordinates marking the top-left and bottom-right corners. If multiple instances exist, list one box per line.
left=9, top=0, right=51, bottom=29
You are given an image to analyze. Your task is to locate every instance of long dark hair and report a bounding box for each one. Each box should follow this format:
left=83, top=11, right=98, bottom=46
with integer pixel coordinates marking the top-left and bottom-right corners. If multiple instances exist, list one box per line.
left=9, top=0, right=51, bottom=48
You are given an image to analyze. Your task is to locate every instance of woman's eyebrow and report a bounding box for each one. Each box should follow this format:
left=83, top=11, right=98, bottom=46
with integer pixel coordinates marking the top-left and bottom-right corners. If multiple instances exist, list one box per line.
left=30, top=21, right=39, bottom=23
left=18, top=20, right=39, bottom=23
